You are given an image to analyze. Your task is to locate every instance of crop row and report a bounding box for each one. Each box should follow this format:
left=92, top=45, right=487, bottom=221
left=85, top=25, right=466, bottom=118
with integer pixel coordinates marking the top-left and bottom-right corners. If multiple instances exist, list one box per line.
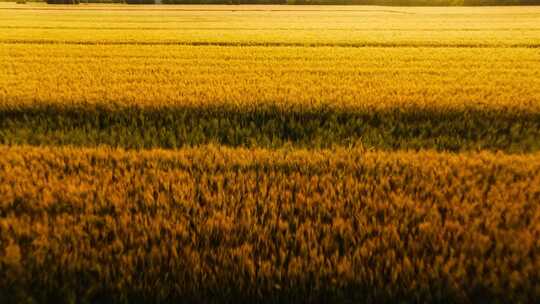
left=1, top=145, right=539, bottom=303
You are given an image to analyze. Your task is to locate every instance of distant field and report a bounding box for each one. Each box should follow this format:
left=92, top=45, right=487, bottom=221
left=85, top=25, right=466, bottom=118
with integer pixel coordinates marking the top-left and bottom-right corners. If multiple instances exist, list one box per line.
left=1, top=4, right=539, bottom=303
left=2, top=5, right=540, bottom=46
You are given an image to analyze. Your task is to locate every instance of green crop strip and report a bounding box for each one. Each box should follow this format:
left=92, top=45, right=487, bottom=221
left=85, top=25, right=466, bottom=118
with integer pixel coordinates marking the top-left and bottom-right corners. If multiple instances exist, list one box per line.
left=1, top=105, right=539, bottom=151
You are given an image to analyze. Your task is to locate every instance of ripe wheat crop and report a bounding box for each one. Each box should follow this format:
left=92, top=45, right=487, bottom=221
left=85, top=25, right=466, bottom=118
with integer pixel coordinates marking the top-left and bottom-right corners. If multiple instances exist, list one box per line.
left=0, top=3, right=539, bottom=303
left=1, top=44, right=540, bottom=151
left=1, top=145, right=539, bottom=303
left=1, top=5, right=540, bottom=47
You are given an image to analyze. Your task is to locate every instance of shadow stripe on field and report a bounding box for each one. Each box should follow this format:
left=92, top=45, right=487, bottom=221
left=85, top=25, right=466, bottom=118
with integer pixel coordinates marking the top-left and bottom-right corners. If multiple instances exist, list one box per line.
left=1, top=105, right=539, bottom=152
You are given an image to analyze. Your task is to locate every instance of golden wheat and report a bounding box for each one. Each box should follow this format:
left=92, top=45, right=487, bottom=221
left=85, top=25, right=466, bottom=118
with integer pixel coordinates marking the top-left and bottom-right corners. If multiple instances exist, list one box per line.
left=1, top=4, right=540, bottom=303
left=2, top=43, right=539, bottom=151
left=2, top=44, right=540, bottom=111
left=1, top=4, right=539, bottom=46
left=1, top=145, right=539, bottom=303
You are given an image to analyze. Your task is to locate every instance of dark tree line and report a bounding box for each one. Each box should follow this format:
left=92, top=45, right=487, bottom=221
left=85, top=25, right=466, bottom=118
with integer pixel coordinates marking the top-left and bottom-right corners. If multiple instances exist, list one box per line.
left=47, top=0, right=540, bottom=5
left=289, top=0, right=540, bottom=4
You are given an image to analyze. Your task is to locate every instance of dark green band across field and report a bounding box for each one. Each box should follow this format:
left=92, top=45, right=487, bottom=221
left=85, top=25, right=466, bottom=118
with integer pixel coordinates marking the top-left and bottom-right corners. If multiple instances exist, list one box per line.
left=2, top=105, right=540, bottom=151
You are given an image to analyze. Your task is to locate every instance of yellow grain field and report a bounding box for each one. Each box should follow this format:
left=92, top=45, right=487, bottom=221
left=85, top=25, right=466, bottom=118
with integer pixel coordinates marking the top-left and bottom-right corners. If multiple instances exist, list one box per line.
left=0, top=3, right=539, bottom=303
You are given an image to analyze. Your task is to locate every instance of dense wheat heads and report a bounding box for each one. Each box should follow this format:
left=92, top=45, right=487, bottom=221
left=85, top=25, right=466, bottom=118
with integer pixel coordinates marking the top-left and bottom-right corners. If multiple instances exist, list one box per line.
left=1, top=6, right=540, bottom=151
left=1, top=44, right=540, bottom=151
left=1, top=146, right=539, bottom=303
left=1, top=4, right=540, bottom=304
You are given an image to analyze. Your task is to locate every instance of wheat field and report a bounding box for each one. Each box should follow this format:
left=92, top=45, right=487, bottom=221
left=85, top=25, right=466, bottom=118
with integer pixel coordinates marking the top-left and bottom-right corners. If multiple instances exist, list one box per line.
left=0, top=3, right=539, bottom=303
